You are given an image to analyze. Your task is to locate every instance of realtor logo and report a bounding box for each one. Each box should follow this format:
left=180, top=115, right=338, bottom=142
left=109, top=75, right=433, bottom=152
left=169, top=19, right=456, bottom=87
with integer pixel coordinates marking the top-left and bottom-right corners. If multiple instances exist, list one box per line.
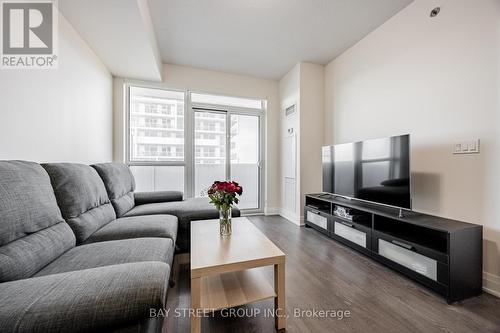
left=1, top=0, right=58, bottom=68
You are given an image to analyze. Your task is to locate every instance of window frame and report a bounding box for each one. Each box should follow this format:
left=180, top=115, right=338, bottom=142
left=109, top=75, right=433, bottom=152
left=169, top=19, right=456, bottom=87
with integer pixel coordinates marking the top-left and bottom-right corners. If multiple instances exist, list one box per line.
left=125, top=84, right=189, bottom=196
left=190, top=92, right=265, bottom=214
left=126, top=84, right=188, bottom=167
left=124, top=83, right=266, bottom=213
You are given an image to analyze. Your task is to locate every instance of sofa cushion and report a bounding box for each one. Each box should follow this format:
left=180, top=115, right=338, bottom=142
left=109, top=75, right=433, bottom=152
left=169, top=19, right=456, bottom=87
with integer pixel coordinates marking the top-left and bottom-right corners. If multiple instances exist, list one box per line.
left=134, top=191, right=183, bottom=205
left=0, top=161, right=66, bottom=245
left=0, top=262, right=169, bottom=333
left=123, top=197, right=241, bottom=253
left=92, top=163, right=136, bottom=218
left=35, top=237, right=174, bottom=277
left=42, top=163, right=116, bottom=244
left=123, top=197, right=226, bottom=220
left=0, top=161, right=75, bottom=282
left=1, top=222, right=76, bottom=283
left=84, top=214, right=178, bottom=245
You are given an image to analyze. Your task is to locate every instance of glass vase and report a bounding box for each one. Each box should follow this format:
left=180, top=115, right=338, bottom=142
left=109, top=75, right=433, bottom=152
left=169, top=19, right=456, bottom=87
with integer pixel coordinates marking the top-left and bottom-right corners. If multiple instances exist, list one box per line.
left=219, top=207, right=232, bottom=237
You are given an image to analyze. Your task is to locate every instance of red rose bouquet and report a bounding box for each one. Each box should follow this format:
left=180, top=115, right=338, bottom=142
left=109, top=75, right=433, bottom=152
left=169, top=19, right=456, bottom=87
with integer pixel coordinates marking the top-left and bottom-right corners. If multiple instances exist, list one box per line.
left=207, top=181, right=243, bottom=211
left=207, top=181, right=243, bottom=237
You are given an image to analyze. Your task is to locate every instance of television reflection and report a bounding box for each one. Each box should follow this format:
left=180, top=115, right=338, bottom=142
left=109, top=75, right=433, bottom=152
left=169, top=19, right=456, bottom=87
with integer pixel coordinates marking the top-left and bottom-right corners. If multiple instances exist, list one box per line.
left=322, top=135, right=410, bottom=209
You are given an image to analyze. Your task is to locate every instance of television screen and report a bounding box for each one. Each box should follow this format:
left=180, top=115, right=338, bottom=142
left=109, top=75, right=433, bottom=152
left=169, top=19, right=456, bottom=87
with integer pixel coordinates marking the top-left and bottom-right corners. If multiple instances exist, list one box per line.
left=322, top=134, right=411, bottom=209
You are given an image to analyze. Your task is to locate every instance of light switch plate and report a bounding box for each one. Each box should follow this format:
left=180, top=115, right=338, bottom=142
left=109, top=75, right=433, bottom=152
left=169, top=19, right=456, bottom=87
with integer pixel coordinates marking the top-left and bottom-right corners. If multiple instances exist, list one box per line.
left=454, top=139, right=480, bottom=154
left=469, top=139, right=480, bottom=153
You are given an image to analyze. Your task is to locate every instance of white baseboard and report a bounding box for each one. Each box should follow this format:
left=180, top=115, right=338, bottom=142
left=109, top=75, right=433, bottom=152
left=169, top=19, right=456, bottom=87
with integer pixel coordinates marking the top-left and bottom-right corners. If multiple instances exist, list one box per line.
left=278, top=208, right=301, bottom=226
left=264, top=207, right=280, bottom=215
left=483, top=271, right=500, bottom=297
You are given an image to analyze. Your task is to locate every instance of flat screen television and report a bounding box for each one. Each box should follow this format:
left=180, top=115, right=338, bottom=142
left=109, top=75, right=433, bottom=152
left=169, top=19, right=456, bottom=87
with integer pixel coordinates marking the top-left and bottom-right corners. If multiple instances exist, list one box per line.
left=322, top=134, right=411, bottom=209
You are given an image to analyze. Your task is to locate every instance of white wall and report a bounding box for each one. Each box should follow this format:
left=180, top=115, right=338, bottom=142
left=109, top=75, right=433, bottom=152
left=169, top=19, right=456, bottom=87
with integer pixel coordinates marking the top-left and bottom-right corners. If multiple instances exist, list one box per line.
left=278, top=63, right=324, bottom=225
left=114, top=64, right=280, bottom=213
left=279, top=64, right=301, bottom=223
left=299, top=63, right=324, bottom=221
left=0, top=13, right=113, bottom=163
left=324, top=0, right=500, bottom=296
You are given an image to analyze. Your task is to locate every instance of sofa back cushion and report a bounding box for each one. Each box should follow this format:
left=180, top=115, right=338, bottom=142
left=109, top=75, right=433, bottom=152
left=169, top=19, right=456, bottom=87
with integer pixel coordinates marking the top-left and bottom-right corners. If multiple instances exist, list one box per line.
left=92, top=163, right=135, bottom=217
left=42, top=163, right=116, bottom=244
left=0, top=161, right=75, bottom=282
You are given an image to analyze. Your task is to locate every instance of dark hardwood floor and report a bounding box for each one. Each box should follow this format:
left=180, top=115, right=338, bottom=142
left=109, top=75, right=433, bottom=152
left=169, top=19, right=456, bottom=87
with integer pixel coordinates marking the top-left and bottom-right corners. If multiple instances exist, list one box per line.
left=164, top=215, right=500, bottom=333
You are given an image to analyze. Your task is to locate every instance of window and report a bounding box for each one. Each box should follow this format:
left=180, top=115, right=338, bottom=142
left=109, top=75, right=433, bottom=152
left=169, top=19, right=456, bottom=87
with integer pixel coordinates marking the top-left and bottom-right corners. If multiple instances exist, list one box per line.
left=129, top=87, right=184, bottom=162
left=128, top=86, right=186, bottom=193
left=191, top=92, right=262, bottom=109
left=191, top=93, right=264, bottom=211
left=130, top=165, right=184, bottom=193
left=127, top=86, right=265, bottom=212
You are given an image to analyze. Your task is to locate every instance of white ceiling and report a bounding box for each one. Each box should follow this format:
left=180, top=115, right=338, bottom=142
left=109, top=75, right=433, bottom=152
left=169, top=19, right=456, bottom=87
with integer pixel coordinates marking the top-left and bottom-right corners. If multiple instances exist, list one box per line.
left=60, top=0, right=413, bottom=81
left=59, top=0, right=163, bottom=81
left=148, top=0, right=414, bottom=79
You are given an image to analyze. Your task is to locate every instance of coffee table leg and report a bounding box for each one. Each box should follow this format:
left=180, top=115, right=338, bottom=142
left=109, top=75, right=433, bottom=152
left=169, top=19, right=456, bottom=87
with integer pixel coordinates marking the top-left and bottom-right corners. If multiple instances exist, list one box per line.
left=191, top=277, right=201, bottom=333
left=274, top=262, right=286, bottom=330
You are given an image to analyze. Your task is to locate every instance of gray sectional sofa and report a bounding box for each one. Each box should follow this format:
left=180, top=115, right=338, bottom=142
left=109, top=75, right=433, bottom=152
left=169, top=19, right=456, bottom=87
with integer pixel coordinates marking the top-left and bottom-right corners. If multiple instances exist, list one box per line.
left=0, top=161, right=240, bottom=333
left=92, top=163, right=240, bottom=253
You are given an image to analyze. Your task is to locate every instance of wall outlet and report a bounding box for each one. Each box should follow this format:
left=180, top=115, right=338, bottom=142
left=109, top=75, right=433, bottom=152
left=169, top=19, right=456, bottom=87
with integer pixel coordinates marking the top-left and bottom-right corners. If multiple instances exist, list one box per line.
left=453, top=139, right=480, bottom=154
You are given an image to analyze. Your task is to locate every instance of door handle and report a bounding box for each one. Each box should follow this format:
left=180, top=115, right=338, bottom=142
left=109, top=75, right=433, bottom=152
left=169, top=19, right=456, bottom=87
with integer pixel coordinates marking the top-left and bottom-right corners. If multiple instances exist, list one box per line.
left=391, top=239, right=413, bottom=251
left=340, top=221, right=354, bottom=228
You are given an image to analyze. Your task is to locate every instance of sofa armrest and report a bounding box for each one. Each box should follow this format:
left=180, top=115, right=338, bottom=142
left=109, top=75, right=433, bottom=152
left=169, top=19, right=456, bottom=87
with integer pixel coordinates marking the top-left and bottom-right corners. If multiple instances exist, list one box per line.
left=134, top=191, right=184, bottom=205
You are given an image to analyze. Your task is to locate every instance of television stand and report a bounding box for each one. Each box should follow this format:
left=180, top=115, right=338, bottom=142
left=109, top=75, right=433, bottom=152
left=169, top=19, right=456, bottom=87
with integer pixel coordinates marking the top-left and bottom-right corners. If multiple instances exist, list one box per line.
left=304, top=193, right=483, bottom=303
left=318, top=193, right=353, bottom=202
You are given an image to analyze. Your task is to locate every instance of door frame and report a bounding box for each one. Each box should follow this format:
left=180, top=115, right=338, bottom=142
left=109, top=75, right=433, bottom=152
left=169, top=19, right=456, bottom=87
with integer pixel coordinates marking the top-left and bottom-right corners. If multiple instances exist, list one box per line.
left=190, top=98, right=265, bottom=214
left=123, top=83, right=266, bottom=215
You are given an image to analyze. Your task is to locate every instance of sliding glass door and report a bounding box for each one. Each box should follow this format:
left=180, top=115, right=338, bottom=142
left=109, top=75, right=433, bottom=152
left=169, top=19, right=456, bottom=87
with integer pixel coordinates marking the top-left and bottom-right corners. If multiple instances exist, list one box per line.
left=194, top=109, right=262, bottom=211
left=127, top=86, right=266, bottom=213
left=229, top=114, right=260, bottom=210
left=194, top=110, right=227, bottom=197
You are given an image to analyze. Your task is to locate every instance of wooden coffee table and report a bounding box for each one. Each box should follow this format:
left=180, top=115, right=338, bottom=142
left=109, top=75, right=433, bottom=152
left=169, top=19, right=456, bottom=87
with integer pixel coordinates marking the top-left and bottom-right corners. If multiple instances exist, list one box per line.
left=190, top=217, right=286, bottom=333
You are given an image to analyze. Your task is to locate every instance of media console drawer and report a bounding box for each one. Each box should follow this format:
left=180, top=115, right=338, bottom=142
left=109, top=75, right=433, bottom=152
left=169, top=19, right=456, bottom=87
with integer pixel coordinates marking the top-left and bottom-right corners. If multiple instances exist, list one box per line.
left=334, top=222, right=367, bottom=248
left=306, top=211, right=328, bottom=230
left=378, top=239, right=437, bottom=281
